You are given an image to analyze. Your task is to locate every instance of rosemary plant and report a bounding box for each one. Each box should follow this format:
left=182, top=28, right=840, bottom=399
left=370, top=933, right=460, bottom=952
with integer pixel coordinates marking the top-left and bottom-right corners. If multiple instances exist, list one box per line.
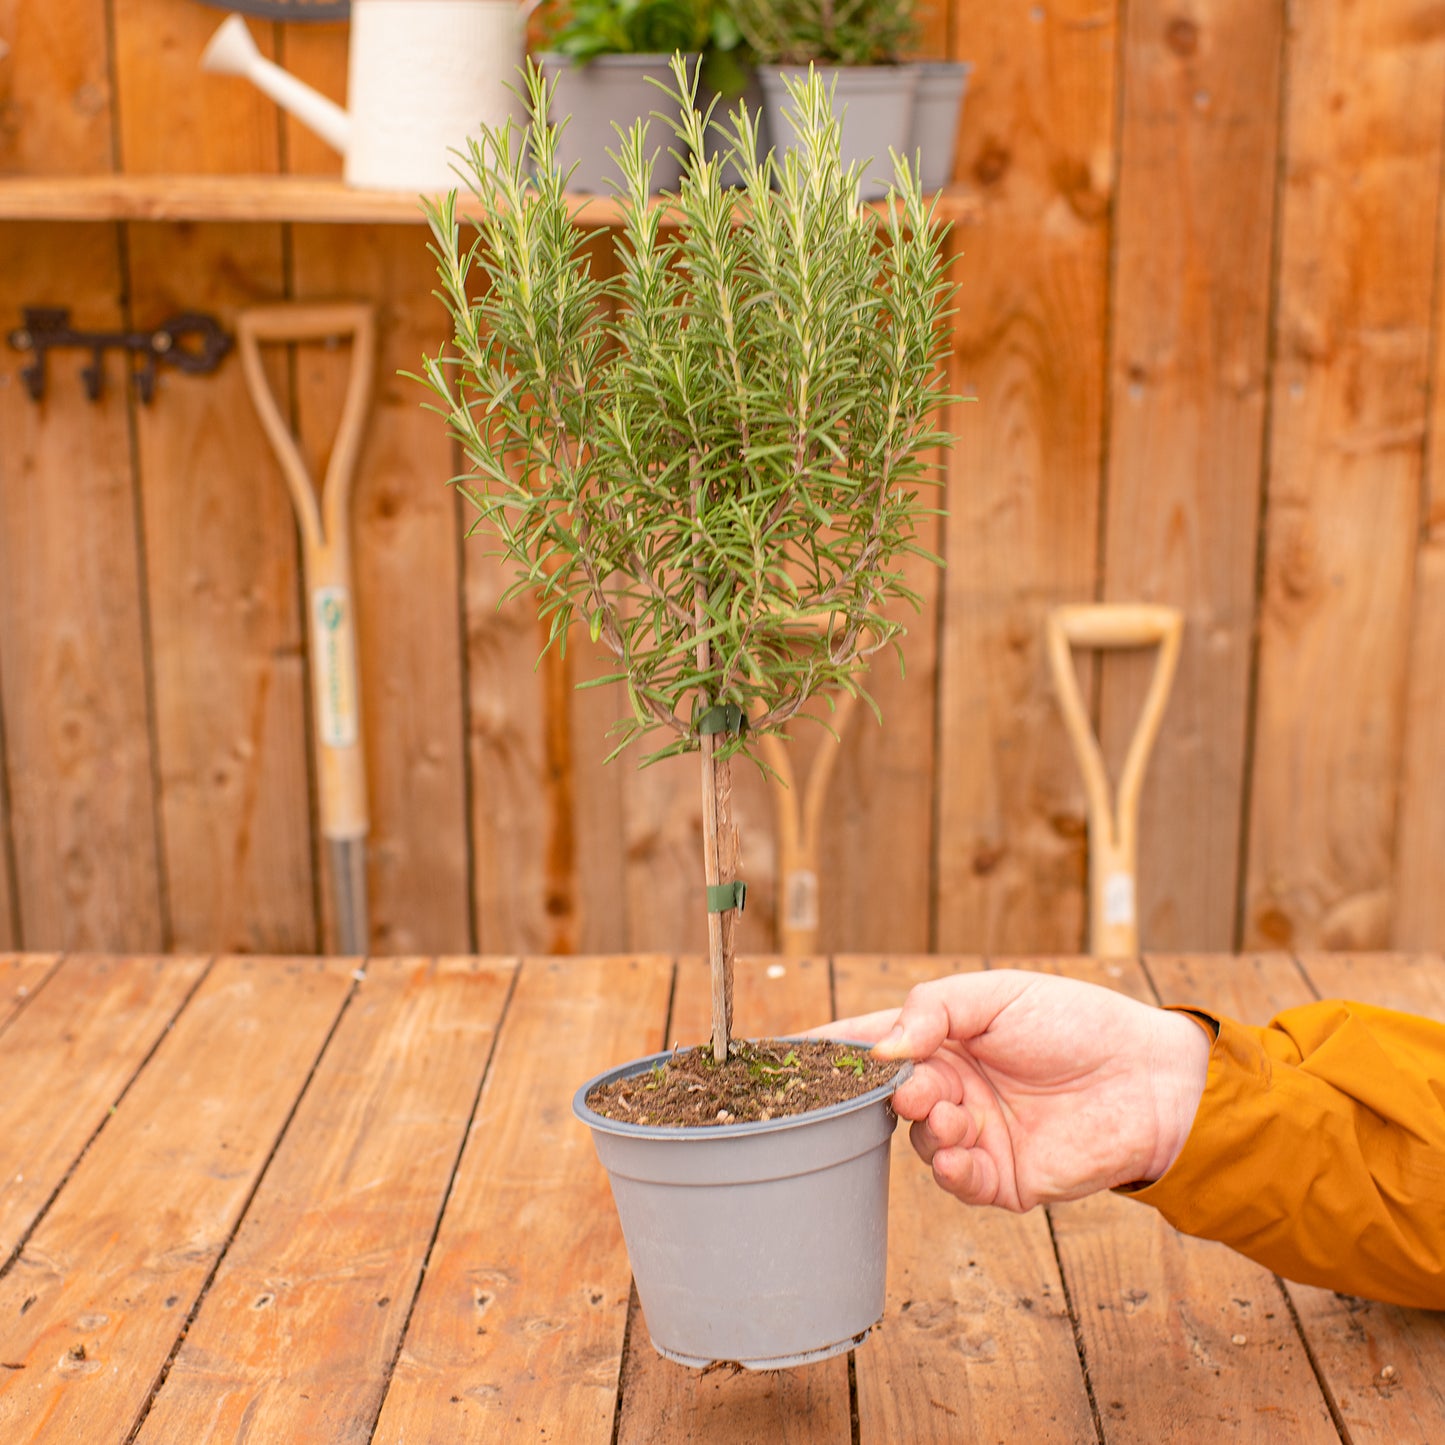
left=422, top=56, right=952, bottom=1061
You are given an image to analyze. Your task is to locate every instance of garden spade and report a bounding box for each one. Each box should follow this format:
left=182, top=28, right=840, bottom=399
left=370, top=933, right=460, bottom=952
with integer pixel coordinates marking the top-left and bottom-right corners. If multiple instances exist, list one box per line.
left=236, top=302, right=375, bottom=955
left=1046, top=603, right=1183, bottom=956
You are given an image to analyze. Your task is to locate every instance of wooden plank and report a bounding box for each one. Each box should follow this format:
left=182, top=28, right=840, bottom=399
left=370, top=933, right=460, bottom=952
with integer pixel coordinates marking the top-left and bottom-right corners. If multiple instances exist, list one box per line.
left=133, top=956, right=514, bottom=1444
left=0, top=953, right=208, bottom=1267
left=287, top=225, right=473, bottom=954
left=0, top=955, right=57, bottom=1035
left=1243, top=2, right=1445, bottom=951
left=1041, top=954, right=1337, bottom=1443
left=0, top=955, right=354, bottom=1442
left=0, top=176, right=981, bottom=226
left=1278, top=953, right=1445, bottom=1445
left=815, top=384, right=948, bottom=953
left=274, top=18, right=348, bottom=179
left=113, top=0, right=281, bottom=176
left=463, top=232, right=626, bottom=955
left=932, top=1, right=1116, bottom=955
left=614, top=954, right=853, bottom=1443
left=112, top=0, right=316, bottom=954
left=127, top=221, right=316, bottom=954
left=1099, top=0, right=1282, bottom=951
left=1393, top=542, right=1445, bottom=948
left=0, top=222, right=166, bottom=952
left=372, top=954, right=673, bottom=1444
left=0, top=0, right=114, bottom=176
left=833, top=954, right=1096, bottom=1443
left=1395, top=133, right=1445, bottom=949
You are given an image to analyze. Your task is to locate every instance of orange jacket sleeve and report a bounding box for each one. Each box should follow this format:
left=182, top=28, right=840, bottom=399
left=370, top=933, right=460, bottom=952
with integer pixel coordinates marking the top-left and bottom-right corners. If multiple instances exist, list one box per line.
left=1126, top=1000, right=1445, bottom=1310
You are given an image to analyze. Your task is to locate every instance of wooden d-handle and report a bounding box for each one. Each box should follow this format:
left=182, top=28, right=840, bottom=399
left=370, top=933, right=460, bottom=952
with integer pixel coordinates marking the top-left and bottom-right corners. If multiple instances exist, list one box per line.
left=758, top=689, right=860, bottom=956
left=1046, top=603, right=1183, bottom=957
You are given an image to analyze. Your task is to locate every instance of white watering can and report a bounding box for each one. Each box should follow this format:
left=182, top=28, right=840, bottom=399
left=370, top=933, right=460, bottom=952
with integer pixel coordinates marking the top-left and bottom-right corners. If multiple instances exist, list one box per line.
left=201, top=1, right=528, bottom=191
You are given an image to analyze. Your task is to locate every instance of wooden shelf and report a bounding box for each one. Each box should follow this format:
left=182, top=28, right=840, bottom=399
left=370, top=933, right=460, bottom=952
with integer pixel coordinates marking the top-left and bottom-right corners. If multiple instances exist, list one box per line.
left=0, top=173, right=977, bottom=227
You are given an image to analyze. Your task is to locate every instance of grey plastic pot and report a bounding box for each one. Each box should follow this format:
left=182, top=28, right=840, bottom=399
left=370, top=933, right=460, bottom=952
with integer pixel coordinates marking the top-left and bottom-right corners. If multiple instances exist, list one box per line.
left=573, top=1043, right=910, bottom=1369
left=538, top=53, right=700, bottom=194
left=909, top=61, right=973, bottom=192
left=758, top=64, right=918, bottom=201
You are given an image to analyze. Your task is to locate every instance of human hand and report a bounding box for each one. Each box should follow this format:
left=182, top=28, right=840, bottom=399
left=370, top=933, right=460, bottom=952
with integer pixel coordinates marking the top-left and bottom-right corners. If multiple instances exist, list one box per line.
left=822, top=970, right=1211, bottom=1212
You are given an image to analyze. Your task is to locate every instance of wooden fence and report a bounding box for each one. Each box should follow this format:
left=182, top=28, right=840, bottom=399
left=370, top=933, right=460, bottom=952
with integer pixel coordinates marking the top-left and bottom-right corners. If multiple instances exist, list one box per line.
left=0, top=0, right=1442, bottom=960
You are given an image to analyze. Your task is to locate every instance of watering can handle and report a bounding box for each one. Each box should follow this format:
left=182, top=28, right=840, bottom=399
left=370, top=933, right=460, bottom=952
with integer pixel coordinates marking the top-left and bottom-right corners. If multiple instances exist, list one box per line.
left=1046, top=603, right=1183, bottom=956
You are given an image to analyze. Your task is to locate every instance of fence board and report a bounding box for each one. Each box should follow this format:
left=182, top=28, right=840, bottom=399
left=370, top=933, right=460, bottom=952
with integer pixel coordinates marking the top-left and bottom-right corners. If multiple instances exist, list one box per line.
left=1244, top=0, right=1445, bottom=952
left=834, top=953, right=1097, bottom=1443
left=0, top=956, right=354, bottom=1443
left=0, top=222, right=164, bottom=952
left=1101, top=0, right=1282, bottom=951
left=128, top=222, right=317, bottom=954
left=373, top=954, right=672, bottom=1444
left=133, top=956, right=513, bottom=1445
left=1395, top=149, right=1445, bottom=948
left=933, top=0, right=1116, bottom=955
left=0, top=0, right=113, bottom=175
left=113, top=0, right=280, bottom=175
left=289, top=225, right=472, bottom=954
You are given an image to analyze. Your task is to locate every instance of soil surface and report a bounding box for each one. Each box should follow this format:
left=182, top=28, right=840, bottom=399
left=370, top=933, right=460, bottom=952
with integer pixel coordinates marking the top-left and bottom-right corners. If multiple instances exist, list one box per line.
left=585, top=1039, right=905, bottom=1128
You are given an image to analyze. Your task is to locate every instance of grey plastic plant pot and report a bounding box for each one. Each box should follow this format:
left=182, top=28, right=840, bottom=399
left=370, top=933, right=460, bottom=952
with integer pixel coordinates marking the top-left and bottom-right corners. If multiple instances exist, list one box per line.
left=909, top=60, right=973, bottom=192
left=758, top=64, right=919, bottom=202
left=538, top=53, right=700, bottom=195
left=573, top=1043, right=911, bottom=1370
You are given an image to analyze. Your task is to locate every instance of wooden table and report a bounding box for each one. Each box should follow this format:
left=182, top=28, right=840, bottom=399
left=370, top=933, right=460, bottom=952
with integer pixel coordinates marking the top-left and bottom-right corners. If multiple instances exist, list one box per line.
left=0, top=951, right=1441, bottom=1442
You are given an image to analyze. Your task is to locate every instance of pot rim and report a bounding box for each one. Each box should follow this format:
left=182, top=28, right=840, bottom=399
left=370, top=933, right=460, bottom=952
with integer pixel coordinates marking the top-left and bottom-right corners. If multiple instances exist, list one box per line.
left=572, top=1037, right=911, bottom=1141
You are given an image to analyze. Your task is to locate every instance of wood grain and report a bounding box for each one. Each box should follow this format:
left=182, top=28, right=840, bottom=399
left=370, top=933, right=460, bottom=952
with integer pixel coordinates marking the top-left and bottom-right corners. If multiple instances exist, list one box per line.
left=128, top=221, right=316, bottom=954
left=0, top=955, right=354, bottom=1442
left=134, top=956, right=513, bottom=1444
left=0, top=953, right=208, bottom=1266
left=0, top=222, right=165, bottom=952
left=1243, top=1, right=1445, bottom=952
left=0, top=954, right=56, bottom=1034
left=1100, top=0, right=1282, bottom=951
left=1041, top=954, right=1337, bottom=1444
left=0, top=0, right=114, bottom=176
left=614, top=954, right=852, bottom=1443
left=932, top=0, right=1116, bottom=955
left=288, top=225, right=472, bottom=955
left=372, top=954, right=673, bottom=1444
left=834, top=954, right=1097, bottom=1443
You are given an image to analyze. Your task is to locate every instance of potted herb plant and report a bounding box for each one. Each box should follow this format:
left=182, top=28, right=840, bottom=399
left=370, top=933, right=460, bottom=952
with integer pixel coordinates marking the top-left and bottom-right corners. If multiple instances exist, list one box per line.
left=422, top=56, right=953, bottom=1368
left=538, top=0, right=729, bottom=192
left=735, top=0, right=919, bottom=199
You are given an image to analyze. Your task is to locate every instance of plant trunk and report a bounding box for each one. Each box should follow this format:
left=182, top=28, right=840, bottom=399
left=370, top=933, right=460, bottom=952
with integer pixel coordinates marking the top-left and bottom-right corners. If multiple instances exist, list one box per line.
left=700, top=727, right=738, bottom=1062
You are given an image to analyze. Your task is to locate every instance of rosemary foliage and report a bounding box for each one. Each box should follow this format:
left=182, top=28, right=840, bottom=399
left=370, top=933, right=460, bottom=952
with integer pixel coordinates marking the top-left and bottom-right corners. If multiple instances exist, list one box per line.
left=422, top=57, right=953, bottom=770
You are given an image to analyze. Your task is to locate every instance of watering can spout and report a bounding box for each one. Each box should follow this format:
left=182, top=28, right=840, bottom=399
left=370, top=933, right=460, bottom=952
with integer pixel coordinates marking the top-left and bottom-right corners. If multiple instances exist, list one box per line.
left=201, top=15, right=352, bottom=157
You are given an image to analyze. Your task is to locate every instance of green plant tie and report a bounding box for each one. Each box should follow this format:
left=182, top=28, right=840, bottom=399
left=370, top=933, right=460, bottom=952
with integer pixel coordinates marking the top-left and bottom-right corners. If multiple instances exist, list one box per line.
left=698, top=703, right=746, bottom=737
left=706, top=881, right=747, bottom=914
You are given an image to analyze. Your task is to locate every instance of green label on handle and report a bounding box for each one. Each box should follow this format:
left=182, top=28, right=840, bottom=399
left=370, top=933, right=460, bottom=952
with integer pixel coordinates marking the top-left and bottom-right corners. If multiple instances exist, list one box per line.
left=313, top=586, right=359, bottom=749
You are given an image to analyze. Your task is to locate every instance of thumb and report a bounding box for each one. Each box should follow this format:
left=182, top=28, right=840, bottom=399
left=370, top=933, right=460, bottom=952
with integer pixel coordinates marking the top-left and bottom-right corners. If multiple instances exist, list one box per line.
left=871, top=971, right=1024, bottom=1060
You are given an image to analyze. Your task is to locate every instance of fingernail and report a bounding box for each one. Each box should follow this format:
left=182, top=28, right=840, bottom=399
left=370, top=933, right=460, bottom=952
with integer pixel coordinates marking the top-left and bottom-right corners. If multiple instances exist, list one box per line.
left=872, top=1024, right=906, bottom=1058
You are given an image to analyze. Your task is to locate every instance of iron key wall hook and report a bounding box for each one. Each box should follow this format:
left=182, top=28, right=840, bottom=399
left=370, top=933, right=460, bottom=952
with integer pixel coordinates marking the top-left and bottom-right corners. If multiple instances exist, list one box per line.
left=7, top=307, right=232, bottom=404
